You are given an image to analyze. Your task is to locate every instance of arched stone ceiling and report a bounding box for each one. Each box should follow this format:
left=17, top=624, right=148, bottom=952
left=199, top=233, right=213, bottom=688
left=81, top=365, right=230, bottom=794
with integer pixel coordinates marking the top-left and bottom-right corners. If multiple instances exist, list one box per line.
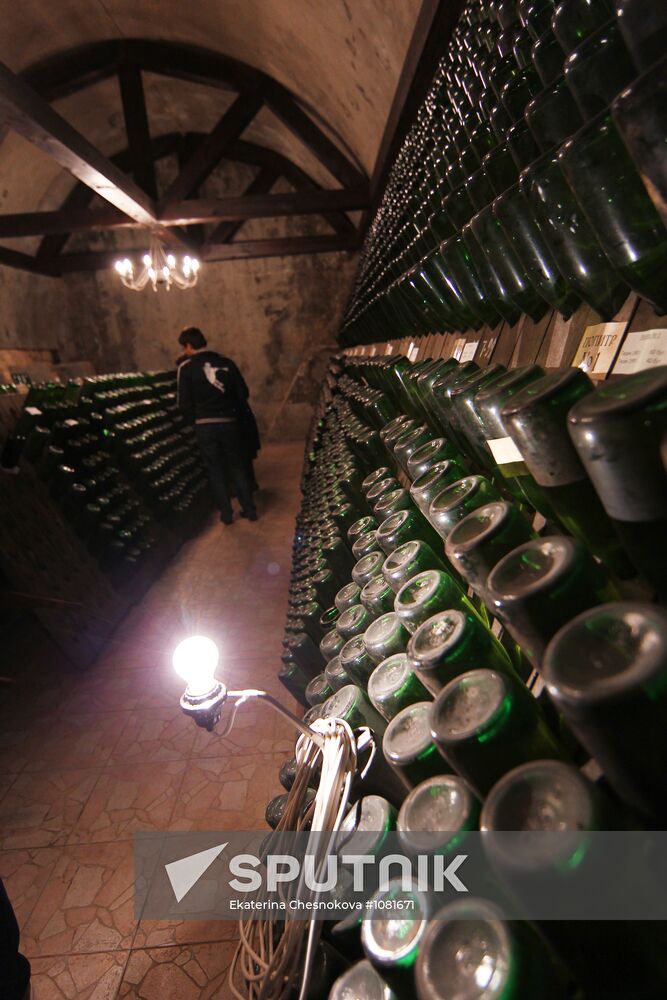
left=0, top=0, right=422, bottom=173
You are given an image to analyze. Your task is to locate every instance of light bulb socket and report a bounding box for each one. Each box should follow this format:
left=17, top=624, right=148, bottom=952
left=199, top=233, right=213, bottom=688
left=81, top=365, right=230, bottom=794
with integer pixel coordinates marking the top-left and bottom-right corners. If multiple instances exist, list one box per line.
left=180, top=680, right=228, bottom=730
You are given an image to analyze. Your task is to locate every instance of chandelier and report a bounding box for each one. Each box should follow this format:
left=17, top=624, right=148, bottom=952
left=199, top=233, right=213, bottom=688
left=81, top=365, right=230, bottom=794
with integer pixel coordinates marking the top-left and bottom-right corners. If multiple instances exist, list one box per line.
left=114, top=235, right=200, bottom=291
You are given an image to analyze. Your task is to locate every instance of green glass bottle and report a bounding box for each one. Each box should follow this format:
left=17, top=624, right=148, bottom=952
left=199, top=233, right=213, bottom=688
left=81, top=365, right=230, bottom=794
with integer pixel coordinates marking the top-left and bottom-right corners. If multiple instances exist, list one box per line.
left=322, top=683, right=387, bottom=734
left=473, top=365, right=560, bottom=516
left=366, top=476, right=401, bottom=506
left=487, top=535, right=619, bottom=666
left=406, top=438, right=462, bottom=482
left=368, top=653, right=432, bottom=721
left=445, top=501, right=537, bottom=597
left=415, top=899, right=573, bottom=1000
left=352, top=550, right=386, bottom=590
left=361, top=575, right=397, bottom=617
left=396, top=774, right=479, bottom=858
left=329, top=961, right=397, bottom=1000
left=567, top=368, right=667, bottom=596
left=430, top=668, right=567, bottom=798
left=340, top=635, right=377, bottom=688
left=543, top=601, right=667, bottom=824
left=381, top=539, right=446, bottom=595
left=501, top=369, right=635, bottom=577
left=394, top=424, right=434, bottom=476
left=395, top=568, right=479, bottom=634
left=335, top=581, right=362, bottom=613
left=519, top=150, right=630, bottom=320
left=552, top=0, right=616, bottom=54
left=325, top=654, right=350, bottom=694
left=320, top=627, right=345, bottom=664
left=376, top=509, right=442, bottom=557
left=429, top=476, right=501, bottom=541
left=448, top=368, right=511, bottom=469
left=558, top=111, right=667, bottom=313
left=337, top=603, right=377, bottom=642
left=493, top=184, right=581, bottom=318
left=305, top=673, right=334, bottom=707
left=373, top=488, right=413, bottom=523
left=362, top=881, right=430, bottom=994
left=410, top=460, right=470, bottom=518
left=533, top=27, right=567, bottom=87
left=407, top=609, right=515, bottom=696
left=383, top=702, right=452, bottom=788
left=348, top=515, right=379, bottom=546
left=564, top=18, right=635, bottom=120
left=617, top=0, right=667, bottom=70
left=352, top=531, right=383, bottom=560
left=480, top=759, right=667, bottom=1000
left=364, top=612, right=411, bottom=665
left=612, top=56, right=667, bottom=230
left=362, top=466, right=394, bottom=494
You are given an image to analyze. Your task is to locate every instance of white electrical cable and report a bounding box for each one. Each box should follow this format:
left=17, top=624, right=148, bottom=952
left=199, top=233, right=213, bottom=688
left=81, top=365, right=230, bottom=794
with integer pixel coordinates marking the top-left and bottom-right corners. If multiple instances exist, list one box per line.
left=229, top=716, right=357, bottom=1000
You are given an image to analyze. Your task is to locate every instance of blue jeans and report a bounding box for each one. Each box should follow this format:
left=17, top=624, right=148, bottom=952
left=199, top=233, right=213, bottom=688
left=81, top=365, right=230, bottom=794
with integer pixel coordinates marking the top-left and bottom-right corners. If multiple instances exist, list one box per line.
left=195, top=421, right=255, bottom=518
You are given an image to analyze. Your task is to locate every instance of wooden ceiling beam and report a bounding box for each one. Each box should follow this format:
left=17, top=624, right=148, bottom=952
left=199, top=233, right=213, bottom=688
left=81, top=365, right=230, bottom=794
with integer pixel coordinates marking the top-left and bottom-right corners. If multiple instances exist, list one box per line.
left=0, top=59, right=158, bottom=226
left=0, top=245, right=59, bottom=276
left=205, top=167, right=279, bottom=246
left=54, top=232, right=360, bottom=272
left=118, top=60, right=157, bottom=199
left=158, top=93, right=264, bottom=208
left=0, top=186, right=370, bottom=238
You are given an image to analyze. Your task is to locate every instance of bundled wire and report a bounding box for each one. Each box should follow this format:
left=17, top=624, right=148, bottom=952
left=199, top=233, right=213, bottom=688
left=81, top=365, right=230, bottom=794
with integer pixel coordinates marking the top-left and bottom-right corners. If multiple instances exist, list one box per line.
left=229, top=717, right=357, bottom=1000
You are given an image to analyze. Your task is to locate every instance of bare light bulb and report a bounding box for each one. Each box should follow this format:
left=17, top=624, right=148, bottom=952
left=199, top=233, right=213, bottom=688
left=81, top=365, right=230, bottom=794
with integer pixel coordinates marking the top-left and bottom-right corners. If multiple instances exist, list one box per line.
left=173, top=635, right=220, bottom=697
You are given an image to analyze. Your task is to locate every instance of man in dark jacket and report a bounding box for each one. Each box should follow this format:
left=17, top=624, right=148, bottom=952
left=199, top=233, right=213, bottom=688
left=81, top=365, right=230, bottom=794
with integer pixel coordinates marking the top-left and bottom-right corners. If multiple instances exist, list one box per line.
left=177, top=327, right=258, bottom=523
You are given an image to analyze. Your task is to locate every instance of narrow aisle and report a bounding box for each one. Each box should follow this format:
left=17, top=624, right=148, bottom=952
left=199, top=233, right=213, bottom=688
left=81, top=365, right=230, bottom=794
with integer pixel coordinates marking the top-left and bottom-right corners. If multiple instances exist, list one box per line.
left=0, top=441, right=304, bottom=999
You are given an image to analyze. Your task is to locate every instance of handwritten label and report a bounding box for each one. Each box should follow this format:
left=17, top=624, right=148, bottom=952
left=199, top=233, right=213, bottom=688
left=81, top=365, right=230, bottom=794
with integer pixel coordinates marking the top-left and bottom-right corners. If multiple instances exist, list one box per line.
left=408, top=342, right=419, bottom=362
left=460, top=340, right=479, bottom=362
left=612, top=328, right=667, bottom=374
left=572, top=322, right=626, bottom=377
left=452, top=337, right=467, bottom=361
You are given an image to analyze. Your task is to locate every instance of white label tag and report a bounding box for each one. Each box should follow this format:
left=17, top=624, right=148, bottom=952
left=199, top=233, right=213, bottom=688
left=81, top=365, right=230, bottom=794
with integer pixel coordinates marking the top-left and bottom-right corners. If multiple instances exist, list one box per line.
left=460, top=340, right=479, bottom=362
left=64, top=419, right=79, bottom=427
left=487, top=436, right=524, bottom=465
left=385, top=344, right=394, bottom=355
left=25, top=406, right=42, bottom=416
left=408, top=342, right=419, bottom=361
left=452, top=337, right=466, bottom=360
left=612, top=328, right=667, bottom=374
left=572, top=322, right=626, bottom=376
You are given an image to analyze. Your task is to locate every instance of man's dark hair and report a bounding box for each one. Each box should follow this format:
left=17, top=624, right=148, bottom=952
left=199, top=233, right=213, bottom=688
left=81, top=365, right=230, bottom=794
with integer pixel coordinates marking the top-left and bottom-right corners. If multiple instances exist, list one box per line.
left=178, top=327, right=207, bottom=350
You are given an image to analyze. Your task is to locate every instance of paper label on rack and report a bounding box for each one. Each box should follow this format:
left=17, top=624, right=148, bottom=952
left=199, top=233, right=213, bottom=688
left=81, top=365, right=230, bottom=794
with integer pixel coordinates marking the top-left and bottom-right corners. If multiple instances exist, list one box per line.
left=460, top=340, right=479, bottom=362
left=407, top=342, right=419, bottom=361
left=487, top=436, right=524, bottom=466
left=452, top=337, right=466, bottom=360
left=25, top=407, right=42, bottom=416
left=64, top=419, right=79, bottom=427
left=611, top=328, right=667, bottom=374
left=572, top=322, right=626, bottom=376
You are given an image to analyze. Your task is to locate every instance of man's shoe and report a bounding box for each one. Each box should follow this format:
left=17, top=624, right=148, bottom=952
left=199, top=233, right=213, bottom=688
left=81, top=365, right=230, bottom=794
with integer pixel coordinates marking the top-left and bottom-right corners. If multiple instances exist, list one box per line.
left=220, top=512, right=233, bottom=525
left=241, top=508, right=258, bottom=521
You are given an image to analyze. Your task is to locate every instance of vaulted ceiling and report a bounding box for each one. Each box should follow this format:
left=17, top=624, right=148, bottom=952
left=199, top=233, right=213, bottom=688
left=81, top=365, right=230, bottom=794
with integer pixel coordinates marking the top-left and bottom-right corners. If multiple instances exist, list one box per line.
left=0, top=0, right=424, bottom=271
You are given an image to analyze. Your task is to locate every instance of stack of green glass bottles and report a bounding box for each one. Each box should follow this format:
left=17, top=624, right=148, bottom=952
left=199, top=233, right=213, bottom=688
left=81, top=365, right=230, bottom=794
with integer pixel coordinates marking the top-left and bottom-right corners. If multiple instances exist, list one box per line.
left=273, top=348, right=667, bottom=1000
left=338, top=0, right=667, bottom=348
left=0, top=371, right=210, bottom=586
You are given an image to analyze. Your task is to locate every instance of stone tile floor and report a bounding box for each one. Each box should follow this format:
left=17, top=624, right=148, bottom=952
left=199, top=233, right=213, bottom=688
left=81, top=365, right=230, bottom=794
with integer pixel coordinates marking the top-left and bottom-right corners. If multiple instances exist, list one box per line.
left=0, top=442, right=304, bottom=998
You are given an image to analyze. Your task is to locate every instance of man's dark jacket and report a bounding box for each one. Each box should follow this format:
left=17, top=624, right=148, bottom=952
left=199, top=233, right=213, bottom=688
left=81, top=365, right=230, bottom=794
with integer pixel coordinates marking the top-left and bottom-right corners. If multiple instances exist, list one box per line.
left=177, top=350, right=260, bottom=459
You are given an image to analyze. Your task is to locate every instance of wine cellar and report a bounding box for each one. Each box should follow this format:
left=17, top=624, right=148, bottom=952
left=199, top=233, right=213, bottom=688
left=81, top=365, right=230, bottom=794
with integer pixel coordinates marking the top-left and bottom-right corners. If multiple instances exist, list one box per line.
left=0, top=0, right=665, bottom=998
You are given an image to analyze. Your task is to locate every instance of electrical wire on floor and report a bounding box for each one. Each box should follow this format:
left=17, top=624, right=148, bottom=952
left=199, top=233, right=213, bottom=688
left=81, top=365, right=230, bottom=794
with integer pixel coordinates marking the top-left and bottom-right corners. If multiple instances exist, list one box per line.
left=229, top=716, right=357, bottom=1000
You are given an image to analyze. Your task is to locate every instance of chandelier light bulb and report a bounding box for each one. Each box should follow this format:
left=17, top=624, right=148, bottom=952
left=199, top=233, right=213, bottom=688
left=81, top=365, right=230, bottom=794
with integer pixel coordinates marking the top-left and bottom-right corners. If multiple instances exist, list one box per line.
left=173, top=635, right=220, bottom=697
left=114, top=237, right=201, bottom=292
